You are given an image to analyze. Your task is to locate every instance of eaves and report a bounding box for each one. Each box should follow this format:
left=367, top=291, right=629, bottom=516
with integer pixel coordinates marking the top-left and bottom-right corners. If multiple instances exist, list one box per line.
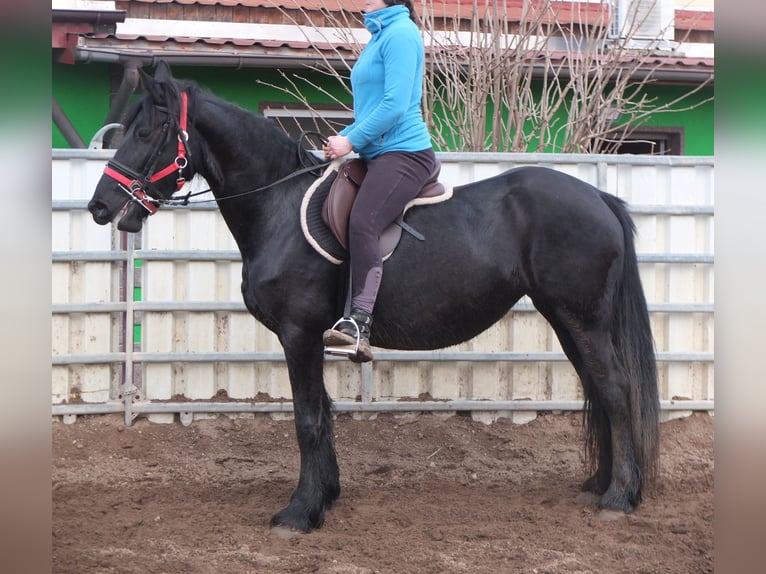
left=73, top=38, right=714, bottom=86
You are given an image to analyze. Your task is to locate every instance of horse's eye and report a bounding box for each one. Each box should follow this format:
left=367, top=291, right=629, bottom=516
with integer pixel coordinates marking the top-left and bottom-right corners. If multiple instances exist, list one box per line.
left=136, top=127, right=152, bottom=139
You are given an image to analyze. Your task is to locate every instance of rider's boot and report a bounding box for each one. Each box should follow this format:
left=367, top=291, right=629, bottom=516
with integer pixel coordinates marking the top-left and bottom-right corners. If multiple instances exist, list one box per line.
left=322, top=308, right=373, bottom=362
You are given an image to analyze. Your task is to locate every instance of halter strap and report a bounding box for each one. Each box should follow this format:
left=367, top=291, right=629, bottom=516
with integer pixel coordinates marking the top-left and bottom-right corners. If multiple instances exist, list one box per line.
left=102, top=91, right=190, bottom=215
left=103, top=161, right=160, bottom=214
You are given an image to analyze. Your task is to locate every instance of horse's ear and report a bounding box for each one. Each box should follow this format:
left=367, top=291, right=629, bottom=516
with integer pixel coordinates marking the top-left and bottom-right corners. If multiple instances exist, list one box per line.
left=138, top=66, right=162, bottom=100
left=138, top=64, right=170, bottom=104
left=154, top=60, right=174, bottom=82
left=138, top=66, right=153, bottom=89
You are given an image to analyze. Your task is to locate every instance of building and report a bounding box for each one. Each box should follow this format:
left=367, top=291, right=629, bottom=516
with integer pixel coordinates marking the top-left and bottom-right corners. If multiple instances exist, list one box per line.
left=52, top=0, right=714, bottom=154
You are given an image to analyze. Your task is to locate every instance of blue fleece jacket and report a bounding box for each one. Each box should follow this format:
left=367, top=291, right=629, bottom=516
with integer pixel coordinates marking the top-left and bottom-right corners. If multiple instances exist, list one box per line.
left=339, top=5, right=432, bottom=159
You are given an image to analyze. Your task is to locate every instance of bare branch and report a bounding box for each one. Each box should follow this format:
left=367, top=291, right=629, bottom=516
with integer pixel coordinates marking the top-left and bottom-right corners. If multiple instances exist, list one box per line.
left=258, top=0, right=711, bottom=154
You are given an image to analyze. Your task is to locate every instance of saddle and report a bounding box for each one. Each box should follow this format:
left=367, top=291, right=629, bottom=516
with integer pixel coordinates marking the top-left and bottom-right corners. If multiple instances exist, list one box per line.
left=322, top=158, right=447, bottom=254
left=299, top=158, right=452, bottom=265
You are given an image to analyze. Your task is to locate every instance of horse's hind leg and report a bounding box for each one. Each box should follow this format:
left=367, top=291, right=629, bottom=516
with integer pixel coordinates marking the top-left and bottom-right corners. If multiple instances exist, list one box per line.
left=541, top=312, right=611, bottom=496
left=270, top=332, right=340, bottom=532
left=542, top=307, right=642, bottom=513
left=578, top=336, right=642, bottom=512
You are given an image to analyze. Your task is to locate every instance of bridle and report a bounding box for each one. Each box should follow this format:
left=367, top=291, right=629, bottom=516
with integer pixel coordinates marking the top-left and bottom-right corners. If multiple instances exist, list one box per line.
left=102, top=92, right=190, bottom=215
left=101, top=90, right=333, bottom=217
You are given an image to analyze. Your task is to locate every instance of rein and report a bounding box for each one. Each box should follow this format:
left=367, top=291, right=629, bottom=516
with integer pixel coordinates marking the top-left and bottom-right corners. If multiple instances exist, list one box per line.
left=102, top=92, right=332, bottom=215
left=166, top=156, right=333, bottom=208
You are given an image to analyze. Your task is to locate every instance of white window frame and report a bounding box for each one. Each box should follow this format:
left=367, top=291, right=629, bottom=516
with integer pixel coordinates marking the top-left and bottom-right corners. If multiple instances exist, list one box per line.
left=261, top=105, right=354, bottom=144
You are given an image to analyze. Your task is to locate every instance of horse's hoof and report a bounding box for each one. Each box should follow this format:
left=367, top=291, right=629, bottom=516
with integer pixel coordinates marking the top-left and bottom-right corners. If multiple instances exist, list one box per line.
left=270, top=504, right=324, bottom=533
left=597, top=489, right=638, bottom=514
left=270, top=514, right=314, bottom=533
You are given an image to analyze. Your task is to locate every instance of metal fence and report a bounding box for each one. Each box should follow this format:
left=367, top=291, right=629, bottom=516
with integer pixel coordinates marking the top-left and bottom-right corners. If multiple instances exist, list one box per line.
left=52, top=150, right=714, bottom=425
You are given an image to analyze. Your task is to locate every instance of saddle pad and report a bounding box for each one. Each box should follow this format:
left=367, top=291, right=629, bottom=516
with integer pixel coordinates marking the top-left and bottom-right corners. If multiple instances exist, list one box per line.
left=300, top=160, right=348, bottom=264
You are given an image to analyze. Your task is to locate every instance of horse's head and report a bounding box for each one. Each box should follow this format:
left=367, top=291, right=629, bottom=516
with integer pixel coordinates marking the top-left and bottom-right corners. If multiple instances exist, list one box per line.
left=88, top=61, right=195, bottom=233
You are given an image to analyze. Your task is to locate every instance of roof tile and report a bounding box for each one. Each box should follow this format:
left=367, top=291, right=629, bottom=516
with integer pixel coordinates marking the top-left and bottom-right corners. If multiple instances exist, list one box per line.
left=122, top=1, right=713, bottom=30
left=76, top=2, right=711, bottom=71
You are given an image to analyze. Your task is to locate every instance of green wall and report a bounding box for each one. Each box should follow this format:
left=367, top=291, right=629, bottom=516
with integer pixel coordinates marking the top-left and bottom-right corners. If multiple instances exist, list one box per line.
left=52, top=62, right=713, bottom=155
left=52, top=63, right=350, bottom=148
left=428, top=79, right=714, bottom=155
left=52, top=62, right=112, bottom=148
left=629, top=83, right=714, bottom=156
left=174, top=66, right=350, bottom=110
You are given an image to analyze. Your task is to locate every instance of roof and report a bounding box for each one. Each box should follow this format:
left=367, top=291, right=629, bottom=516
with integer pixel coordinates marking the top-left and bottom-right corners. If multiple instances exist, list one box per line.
left=119, top=0, right=714, bottom=31
left=124, top=0, right=608, bottom=23
left=52, top=1, right=126, bottom=62
left=57, top=0, right=714, bottom=81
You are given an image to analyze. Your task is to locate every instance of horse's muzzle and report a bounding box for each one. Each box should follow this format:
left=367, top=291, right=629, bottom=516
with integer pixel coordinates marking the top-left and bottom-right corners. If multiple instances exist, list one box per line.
left=87, top=198, right=117, bottom=225
left=116, top=203, right=149, bottom=232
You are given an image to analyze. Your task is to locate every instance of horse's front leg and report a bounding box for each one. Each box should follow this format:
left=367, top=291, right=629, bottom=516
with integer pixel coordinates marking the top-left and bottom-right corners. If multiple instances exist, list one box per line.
left=270, top=330, right=339, bottom=532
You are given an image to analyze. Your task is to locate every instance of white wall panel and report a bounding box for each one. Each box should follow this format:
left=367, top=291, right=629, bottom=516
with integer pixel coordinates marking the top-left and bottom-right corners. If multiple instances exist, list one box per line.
left=52, top=151, right=714, bottom=420
left=53, top=151, right=122, bottom=406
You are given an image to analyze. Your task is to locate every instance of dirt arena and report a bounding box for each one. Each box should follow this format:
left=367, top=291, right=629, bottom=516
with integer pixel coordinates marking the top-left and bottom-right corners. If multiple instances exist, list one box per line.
left=52, top=410, right=713, bottom=573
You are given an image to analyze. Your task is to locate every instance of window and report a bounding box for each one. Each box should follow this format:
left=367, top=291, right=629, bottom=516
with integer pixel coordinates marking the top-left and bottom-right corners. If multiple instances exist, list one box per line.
left=610, top=0, right=674, bottom=41
left=260, top=103, right=354, bottom=147
left=599, top=127, right=685, bottom=155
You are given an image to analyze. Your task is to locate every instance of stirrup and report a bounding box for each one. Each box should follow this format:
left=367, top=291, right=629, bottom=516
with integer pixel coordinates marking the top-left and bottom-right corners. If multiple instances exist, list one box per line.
left=323, top=316, right=363, bottom=358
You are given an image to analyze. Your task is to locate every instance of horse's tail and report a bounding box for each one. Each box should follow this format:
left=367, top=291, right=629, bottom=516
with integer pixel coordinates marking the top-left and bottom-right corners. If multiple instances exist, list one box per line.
left=598, top=192, right=660, bottom=485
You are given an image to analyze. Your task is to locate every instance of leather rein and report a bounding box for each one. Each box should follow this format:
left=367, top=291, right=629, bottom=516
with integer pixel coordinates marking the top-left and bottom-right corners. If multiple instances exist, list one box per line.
left=102, top=90, right=331, bottom=216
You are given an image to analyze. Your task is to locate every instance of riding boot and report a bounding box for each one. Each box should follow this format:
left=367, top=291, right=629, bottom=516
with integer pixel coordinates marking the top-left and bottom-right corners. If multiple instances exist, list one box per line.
left=322, top=308, right=374, bottom=363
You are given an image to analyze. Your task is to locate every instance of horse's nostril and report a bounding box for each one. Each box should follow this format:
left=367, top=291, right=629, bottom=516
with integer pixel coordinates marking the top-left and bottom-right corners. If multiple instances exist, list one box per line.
left=87, top=200, right=114, bottom=225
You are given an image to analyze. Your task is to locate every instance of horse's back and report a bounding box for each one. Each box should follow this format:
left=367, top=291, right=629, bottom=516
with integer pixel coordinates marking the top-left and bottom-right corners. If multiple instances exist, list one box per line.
left=448, top=165, right=623, bottom=240
left=445, top=165, right=628, bottom=303
left=465, top=165, right=602, bottom=202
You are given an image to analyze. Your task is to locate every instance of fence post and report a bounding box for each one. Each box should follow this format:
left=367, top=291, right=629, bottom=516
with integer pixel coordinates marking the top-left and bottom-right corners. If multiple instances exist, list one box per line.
left=123, top=231, right=137, bottom=426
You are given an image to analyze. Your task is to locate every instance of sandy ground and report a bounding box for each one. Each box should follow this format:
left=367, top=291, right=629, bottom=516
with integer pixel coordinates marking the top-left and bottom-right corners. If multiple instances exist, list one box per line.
left=52, top=410, right=713, bottom=573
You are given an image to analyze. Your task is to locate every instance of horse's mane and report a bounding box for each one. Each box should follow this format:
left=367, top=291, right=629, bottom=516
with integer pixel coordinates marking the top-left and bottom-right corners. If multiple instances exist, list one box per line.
left=126, top=75, right=324, bottom=172
left=123, top=78, right=219, bottom=131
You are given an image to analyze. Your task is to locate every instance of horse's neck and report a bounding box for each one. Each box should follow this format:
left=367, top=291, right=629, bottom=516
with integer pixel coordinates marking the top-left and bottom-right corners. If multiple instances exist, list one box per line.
left=195, top=97, right=299, bottom=188
left=192, top=97, right=303, bottom=251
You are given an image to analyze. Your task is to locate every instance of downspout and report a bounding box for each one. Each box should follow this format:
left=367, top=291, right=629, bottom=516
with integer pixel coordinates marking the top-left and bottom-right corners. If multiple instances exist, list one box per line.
left=52, top=96, right=86, bottom=149
left=103, top=59, right=141, bottom=148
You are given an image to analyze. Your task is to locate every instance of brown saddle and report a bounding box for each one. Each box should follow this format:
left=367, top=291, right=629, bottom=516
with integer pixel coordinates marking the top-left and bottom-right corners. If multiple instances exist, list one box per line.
left=321, top=158, right=447, bottom=255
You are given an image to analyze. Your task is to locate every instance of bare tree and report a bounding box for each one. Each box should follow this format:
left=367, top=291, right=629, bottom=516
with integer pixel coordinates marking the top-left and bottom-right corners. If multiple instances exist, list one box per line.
left=261, top=0, right=713, bottom=153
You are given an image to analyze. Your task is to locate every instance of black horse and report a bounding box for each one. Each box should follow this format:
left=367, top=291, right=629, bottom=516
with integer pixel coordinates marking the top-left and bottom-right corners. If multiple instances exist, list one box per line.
left=88, top=62, right=659, bottom=532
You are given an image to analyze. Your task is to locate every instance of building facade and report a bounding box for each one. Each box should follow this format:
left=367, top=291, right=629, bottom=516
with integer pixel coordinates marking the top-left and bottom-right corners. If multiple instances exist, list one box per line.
left=52, top=0, right=714, bottom=154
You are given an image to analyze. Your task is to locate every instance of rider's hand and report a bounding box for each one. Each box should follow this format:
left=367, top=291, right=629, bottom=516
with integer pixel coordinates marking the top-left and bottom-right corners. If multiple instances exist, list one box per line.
left=324, top=135, right=353, bottom=159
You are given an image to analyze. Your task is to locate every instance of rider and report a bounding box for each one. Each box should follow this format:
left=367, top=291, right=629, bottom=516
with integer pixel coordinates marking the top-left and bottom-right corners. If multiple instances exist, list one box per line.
left=322, top=0, right=436, bottom=362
